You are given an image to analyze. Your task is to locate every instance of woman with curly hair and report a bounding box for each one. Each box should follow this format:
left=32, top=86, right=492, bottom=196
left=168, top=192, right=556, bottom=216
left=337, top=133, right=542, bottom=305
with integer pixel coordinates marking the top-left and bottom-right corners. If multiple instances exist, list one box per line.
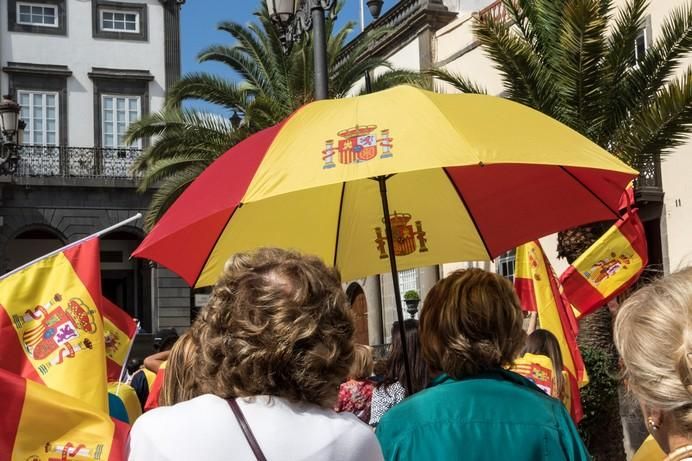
left=376, top=268, right=589, bottom=461
left=128, top=248, right=383, bottom=461
left=615, top=267, right=692, bottom=461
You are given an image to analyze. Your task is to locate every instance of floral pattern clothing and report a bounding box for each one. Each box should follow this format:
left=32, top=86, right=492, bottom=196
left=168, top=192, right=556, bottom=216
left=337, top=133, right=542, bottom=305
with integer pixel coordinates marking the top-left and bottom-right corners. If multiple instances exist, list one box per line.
left=369, top=381, right=407, bottom=426
left=335, top=379, right=375, bottom=423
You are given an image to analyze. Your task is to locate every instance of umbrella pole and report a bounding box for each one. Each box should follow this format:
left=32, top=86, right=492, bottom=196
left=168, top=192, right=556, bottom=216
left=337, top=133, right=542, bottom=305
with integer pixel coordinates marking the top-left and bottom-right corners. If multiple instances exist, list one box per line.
left=376, top=175, right=414, bottom=394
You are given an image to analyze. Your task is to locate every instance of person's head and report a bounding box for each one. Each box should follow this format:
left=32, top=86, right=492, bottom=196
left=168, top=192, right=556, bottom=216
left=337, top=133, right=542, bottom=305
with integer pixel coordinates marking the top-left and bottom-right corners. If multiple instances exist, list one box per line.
left=421, top=268, right=525, bottom=379
left=191, top=248, right=354, bottom=408
left=153, top=328, right=179, bottom=353
left=127, top=357, right=143, bottom=375
left=614, top=267, right=692, bottom=454
left=349, top=344, right=374, bottom=381
left=523, top=329, right=565, bottom=400
left=161, top=332, right=199, bottom=407
left=381, top=318, right=429, bottom=394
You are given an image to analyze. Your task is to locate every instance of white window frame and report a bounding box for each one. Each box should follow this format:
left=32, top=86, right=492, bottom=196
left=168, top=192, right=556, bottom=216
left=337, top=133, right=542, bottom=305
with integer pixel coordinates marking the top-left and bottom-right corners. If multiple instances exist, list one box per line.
left=495, top=249, right=516, bottom=283
left=101, top=94, right=142, bottom=149
left=16, top=2, right=58, bottom=27
left=398, top=268, right=420, bottom=299
left=18, top=90, right=60, bottom=146
left=100, top=9, right=140, bottom=33
left=634, top=27, right=648, bottom=64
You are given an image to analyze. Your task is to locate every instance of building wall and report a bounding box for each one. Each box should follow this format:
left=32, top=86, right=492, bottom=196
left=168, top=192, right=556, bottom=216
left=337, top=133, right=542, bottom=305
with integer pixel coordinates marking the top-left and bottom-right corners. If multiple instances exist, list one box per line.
left=0, top=0, right=167, bottom=146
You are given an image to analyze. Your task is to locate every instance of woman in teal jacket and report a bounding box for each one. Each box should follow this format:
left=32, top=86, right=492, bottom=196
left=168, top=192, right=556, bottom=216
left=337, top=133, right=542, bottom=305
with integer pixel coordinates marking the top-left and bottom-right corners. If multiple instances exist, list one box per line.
left=376, top=269, right=589, bottom=461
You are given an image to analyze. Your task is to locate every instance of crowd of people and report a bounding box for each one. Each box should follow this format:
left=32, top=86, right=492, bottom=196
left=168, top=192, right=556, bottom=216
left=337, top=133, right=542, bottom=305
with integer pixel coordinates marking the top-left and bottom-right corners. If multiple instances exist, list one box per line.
left=119, top=247, right=691, bottom=461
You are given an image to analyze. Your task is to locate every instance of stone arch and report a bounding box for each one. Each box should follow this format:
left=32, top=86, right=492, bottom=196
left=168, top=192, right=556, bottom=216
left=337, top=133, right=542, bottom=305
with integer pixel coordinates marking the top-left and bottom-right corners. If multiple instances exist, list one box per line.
left=346, top=282, right=369, bottom=345
left=4, top=224, right=67, bottom=273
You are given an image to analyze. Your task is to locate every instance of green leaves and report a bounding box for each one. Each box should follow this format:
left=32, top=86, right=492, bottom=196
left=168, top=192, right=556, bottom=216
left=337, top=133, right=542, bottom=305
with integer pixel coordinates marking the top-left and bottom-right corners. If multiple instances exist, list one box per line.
left=430, top=0, right=692, bottom=172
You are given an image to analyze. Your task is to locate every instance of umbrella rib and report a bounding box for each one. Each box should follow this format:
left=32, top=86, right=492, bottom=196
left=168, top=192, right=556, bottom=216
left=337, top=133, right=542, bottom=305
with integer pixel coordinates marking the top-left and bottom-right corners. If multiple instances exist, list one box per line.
left=559, top=166, right=619, bottom=217
left=332, top=182, right=346, bottom=268
left=442, top=168, right=493, bottom=260
left=191, top=204, right=242, bottom=288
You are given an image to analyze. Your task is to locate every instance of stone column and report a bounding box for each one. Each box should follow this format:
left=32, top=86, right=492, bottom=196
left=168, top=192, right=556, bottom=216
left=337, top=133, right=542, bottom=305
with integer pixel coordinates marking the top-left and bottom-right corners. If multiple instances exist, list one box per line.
left=363, top=275, right=383, bottom=345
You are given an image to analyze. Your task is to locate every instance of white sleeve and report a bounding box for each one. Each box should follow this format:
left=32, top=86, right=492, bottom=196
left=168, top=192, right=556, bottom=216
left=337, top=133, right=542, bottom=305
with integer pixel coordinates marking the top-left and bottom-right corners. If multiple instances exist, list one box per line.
left=126, top=414, right=163, bottom=461
left=342, top=424, right=385, bottom=461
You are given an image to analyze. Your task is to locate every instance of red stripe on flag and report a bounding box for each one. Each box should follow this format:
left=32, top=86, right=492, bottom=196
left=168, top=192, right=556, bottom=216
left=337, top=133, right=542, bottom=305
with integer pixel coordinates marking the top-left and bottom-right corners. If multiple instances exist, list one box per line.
left=561, top=270, right=605, bottom=318
left=63, top=238, right=102, bottom=305
left=566, top=371, right=584, bottom=423
left=108, top=418, right=130, bottom=461
left=0, top=369, right=27, bottom=461
left=102, top=297, right=137, bottom=338
left=514, top=277, right=537, bottom=312
left=144, top=366, right=165, bottom=411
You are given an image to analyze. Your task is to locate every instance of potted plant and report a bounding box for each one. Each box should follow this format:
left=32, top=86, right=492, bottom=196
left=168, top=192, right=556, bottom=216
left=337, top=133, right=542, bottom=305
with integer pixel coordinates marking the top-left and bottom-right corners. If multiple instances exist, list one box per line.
left=403, top=290, right=420, bottom=319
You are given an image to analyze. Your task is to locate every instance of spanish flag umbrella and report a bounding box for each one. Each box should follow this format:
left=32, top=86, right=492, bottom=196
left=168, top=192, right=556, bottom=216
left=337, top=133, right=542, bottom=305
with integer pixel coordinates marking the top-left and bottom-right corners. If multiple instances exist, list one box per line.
left=133, top=85, right=636, bottom=389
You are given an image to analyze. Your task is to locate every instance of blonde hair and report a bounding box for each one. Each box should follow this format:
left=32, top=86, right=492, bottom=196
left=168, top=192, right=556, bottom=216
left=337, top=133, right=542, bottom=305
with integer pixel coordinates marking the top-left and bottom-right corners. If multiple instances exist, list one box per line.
left=191, top=248, right=354, bottom=408
left=160, top=332, right=199, bottom=406
left=614, top=267, right=692, bottom=434
left=420, top=268, right=526, bottom=379
left=349, top=344, right=374, bottom=380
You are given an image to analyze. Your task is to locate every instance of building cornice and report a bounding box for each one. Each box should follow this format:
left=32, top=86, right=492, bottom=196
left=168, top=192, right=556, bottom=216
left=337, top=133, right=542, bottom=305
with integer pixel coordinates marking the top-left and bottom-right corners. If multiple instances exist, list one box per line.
left=88, top=68, right=154, bottom=81
left=336, top=0, right=457, bottom=67
left=3, top=62, right=72, bottom=77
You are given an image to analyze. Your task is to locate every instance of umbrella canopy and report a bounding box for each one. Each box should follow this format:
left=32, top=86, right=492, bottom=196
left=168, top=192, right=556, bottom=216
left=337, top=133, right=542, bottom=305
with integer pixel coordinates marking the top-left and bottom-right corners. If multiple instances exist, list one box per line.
left=133, top=85, right=636, bottom=288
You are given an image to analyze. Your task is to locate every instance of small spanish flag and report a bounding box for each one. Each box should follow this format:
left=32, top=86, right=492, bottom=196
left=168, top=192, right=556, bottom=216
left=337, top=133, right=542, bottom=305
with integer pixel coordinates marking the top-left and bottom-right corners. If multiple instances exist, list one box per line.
left=0, top=368, right=128, bottom=461
left=102, top=297, right=137, bottom=382
left=0, top=238, right=108, bottom=413
left=560, top=210, right=648, bottom=319
left=514, top=241, right=589, bottom=422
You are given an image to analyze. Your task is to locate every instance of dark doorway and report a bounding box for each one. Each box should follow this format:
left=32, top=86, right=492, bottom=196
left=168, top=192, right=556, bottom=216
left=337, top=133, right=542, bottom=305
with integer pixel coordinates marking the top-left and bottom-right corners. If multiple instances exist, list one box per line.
left=347, top=283, right=369, bottom=345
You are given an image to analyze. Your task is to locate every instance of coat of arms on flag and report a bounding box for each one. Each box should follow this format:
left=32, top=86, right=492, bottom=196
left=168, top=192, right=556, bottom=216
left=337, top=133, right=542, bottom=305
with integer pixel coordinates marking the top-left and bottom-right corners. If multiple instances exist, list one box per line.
left=322, top=125, right=394, bottom=169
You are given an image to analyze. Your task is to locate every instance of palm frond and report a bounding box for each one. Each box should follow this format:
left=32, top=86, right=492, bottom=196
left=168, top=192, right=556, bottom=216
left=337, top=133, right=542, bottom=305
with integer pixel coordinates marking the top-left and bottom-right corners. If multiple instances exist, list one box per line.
left=428, top=68, right=488, bottom=94
left=164, top=73, right=252, bottom=112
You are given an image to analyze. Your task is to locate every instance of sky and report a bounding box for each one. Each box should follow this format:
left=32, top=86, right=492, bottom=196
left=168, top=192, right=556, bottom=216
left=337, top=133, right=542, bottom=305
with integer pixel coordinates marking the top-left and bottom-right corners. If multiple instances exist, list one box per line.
left=179, top=0, right=397, bottom=113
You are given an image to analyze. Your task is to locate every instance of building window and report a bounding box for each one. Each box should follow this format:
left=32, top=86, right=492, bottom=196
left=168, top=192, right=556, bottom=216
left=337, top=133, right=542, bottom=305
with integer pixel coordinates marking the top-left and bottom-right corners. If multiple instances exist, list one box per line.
left=496, top=249, right=516, bottom=283
left=18, top=91, right=59, bottom=146
left=17, top=2, right=57, bottom=27
left=398, top=268, right=419, bottom=298
left=100, top=10, right=139, bottom=33
left=102, top=95, right=141, bottom=148
left=92, top=1, right=147, bottom=41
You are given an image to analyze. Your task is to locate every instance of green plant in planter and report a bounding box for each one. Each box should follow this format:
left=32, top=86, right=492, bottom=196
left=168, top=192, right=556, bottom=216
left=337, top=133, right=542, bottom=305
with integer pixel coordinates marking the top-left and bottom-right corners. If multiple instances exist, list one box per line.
left=404, top=290, right=420, bottom=301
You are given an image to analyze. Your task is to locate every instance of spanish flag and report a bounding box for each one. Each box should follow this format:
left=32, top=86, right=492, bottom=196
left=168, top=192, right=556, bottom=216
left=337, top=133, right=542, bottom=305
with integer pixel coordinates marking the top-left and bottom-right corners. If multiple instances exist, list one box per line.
left=514, top=241, right=588, bottom=422
left=0, top=238, right=108, bottom=413
left=102, top=297, right=137, bottom=382
left=560, top=210, right=648, bottom=319
left=0, top=368, right=127, bottom=461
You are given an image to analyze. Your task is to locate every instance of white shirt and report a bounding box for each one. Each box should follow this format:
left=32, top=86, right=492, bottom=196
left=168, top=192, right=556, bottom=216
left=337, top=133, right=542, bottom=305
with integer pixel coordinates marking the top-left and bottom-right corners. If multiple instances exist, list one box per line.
left=127, top=394, right=384, bottom=461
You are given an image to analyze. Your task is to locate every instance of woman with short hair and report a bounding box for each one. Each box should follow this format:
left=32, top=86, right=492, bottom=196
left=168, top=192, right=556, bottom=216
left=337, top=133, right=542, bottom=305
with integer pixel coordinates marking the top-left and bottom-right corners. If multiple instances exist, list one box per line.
left=128, top=248, right=383, bottom=461
left=376, top=268, right=589, bottom=461
left=614, top=267, right=692, bottom=461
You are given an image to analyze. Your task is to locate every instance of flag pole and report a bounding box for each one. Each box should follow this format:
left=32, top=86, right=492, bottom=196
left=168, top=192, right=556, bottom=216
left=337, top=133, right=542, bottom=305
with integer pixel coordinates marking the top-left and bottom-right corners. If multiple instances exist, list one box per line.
left=0, top=213, right=142, bottom=281
left=115, top=320, right=140, bottom=396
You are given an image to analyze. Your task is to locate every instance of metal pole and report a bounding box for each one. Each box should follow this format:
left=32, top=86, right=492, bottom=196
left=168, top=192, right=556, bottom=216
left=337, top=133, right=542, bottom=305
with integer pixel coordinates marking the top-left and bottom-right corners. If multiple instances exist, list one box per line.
left=311, top=2, right=329, bottom=100
left=376, top=176, right=414, bottom=393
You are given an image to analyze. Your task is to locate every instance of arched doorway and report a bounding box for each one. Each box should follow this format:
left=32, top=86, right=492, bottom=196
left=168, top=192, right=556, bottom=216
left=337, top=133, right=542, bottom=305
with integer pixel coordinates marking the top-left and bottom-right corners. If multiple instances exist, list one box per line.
left=347, top=282, right=369, bottom=345
left=5, top=226, right=66, bottom=272
left=101, top=230, right=151, bottom=332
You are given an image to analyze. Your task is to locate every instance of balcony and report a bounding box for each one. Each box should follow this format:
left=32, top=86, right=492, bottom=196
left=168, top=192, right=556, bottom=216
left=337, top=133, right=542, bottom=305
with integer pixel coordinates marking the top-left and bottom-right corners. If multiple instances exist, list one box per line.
left=477, top=0, right=508, bottom=21
left=8, top=145, right=143, bottom=179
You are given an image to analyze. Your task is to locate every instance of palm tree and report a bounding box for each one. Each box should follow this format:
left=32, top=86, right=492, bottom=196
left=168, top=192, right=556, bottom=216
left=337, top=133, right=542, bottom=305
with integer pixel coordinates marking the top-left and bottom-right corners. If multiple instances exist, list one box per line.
left=127, top=1, right=424, bottom=230
left=431, top=1, right=692, bottom=459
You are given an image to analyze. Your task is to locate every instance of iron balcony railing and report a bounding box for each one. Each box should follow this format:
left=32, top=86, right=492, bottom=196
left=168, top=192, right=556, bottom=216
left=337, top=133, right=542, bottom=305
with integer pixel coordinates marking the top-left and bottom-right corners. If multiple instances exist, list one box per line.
left=13, top=145, right=143, bottom=179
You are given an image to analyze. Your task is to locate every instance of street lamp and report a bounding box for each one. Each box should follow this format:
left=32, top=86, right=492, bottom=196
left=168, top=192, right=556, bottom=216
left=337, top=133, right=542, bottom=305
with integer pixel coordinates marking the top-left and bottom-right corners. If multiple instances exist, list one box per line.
left=0, top=95, right=23, bottom=174
left=268, top=0, right=336, bottom=100
left=367, top=0, right=384, bottom=19
left=230, top=110, right=242, bottom=129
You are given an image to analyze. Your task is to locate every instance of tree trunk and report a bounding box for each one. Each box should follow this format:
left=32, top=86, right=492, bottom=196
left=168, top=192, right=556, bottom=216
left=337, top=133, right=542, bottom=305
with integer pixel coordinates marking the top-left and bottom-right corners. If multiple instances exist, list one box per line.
left=557, top=224, right=626, bottom=461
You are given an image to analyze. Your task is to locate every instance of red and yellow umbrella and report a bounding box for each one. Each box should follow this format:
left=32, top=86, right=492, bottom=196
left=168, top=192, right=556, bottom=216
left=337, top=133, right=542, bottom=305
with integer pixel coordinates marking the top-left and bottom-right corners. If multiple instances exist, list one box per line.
left=134, top=86, right=635, bottom=288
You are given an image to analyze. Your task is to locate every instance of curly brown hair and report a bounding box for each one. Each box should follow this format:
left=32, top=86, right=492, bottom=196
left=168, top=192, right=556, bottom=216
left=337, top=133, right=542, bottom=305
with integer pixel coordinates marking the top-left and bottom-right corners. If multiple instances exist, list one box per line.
left=420, top=268, right=526, bottom=379
left=190, top=247, right=354, bottom=408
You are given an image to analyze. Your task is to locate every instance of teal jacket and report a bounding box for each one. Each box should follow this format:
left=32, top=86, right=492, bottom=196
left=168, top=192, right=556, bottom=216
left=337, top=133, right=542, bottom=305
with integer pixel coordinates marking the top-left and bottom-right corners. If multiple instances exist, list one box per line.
left=376, top=369, right=590, bottom=461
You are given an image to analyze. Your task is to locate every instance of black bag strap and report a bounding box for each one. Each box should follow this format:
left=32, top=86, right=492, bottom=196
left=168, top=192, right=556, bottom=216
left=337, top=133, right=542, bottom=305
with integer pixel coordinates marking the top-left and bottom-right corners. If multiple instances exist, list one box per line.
left=227, top=398, right=268, bottom=461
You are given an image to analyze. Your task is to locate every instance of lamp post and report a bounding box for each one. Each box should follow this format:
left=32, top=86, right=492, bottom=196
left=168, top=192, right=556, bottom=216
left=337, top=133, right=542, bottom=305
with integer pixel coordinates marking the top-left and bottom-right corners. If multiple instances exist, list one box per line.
left=0, top=95, right=23, bottom=174
left=268, top=0, right=336, bottom=100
